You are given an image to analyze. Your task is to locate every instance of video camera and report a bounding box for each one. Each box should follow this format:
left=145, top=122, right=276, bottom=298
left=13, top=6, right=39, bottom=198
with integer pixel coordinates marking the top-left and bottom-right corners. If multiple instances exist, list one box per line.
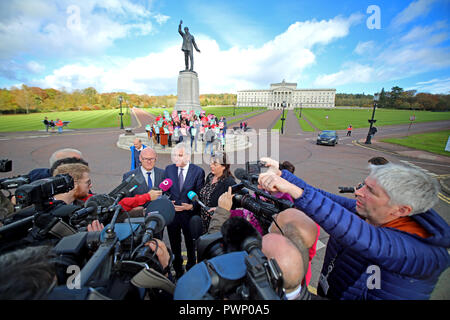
left=231, top=161, right=294, bottom=232
left=0, top=159, right=12, bottom=172
left=15, top=174, right=74, bottom=211
left=49, top=198, right=176, bottom=300
left=177, top=217, right=284, bottom=300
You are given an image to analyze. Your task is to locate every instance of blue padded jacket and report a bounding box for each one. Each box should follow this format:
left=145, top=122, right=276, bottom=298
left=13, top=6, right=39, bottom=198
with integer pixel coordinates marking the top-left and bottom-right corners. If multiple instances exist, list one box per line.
left=282, top=170, right=450, bottom=300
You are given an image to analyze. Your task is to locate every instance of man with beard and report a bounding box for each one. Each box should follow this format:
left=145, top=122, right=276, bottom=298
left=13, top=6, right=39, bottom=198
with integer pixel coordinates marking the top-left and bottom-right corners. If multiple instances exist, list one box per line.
left=53, top=163, right=91, bottom=206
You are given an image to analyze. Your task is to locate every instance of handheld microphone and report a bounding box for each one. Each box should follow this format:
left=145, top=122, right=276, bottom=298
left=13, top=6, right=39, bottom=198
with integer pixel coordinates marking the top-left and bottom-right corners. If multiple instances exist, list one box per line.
left=187, top=191, right=211, bottom=212
left=159, top=178, right=173, bottom=193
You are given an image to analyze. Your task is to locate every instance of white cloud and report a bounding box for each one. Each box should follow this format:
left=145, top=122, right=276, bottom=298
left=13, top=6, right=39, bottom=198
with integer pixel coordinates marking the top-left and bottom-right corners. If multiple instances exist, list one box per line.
left=354, top=41, right=376, bottom=55
left=314, top=63, right=375, bottom=87
left=0, top=0, right=169, bottom=60
left=31, top=14, right=362, bottom=95
left=408, top=77, right=450, bottom=94
left=26, top=61, right=45, bottom=74
left=391, top=0, right=437, bottom=28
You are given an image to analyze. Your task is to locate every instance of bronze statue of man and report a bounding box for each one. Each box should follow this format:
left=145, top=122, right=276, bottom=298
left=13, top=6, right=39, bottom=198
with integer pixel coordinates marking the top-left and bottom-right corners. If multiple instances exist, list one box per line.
left=179, top=20, right=201, bottom=71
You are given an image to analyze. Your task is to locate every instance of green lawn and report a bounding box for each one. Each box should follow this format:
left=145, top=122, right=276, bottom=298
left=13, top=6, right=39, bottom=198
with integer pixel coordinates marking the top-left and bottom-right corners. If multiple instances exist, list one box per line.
left=300, top=108, right=450, bottom=131
left=0, top=109, right=131, bottom=132
left=143, top=106, right=266, bottom=118
left=296, top=111, right=315, bottom=132
left=381, top=130, right=450, bottom=157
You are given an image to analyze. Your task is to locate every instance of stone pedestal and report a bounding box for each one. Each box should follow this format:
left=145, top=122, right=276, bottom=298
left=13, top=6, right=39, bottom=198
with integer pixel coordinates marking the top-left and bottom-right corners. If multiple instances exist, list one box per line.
left=174, top=70, right=202, bottom=112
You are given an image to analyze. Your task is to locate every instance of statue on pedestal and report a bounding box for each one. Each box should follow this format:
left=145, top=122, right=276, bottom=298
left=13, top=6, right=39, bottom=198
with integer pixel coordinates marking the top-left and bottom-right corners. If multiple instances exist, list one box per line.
left=178, top=20, right=201, bottom=72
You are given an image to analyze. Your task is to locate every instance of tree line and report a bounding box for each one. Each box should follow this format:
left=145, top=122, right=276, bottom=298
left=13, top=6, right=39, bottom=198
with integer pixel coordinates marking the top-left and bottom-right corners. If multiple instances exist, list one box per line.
left=0, top=85, right=447, bottom=114
left=336, top=87, right=450, bottom=111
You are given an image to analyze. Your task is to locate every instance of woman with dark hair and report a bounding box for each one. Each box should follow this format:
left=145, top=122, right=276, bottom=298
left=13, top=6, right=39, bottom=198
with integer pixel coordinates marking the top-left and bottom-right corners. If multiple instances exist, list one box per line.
left=198, top=152, right=236, bottom=233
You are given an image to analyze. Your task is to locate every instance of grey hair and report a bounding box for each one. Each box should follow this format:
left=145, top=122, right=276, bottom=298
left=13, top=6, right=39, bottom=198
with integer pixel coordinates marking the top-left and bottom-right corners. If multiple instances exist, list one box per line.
left=49, top=148, right=82, bottom=167
left=369, top=163, right=440, bottom=215
left=171, top=142, right=192, bottom=158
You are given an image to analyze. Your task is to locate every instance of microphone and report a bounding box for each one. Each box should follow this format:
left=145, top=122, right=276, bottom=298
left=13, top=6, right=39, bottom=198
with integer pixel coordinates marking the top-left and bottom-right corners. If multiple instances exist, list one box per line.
left=189, top=215, right=204, bottom=241
left=159, top=178, right=173, bottom=193
left=108, top=174, right=140, bottom=198
left=141, top=198, right=176, bottom=243
left=187, top=191, right=210, bottom=212
left=221, top=216, right=262, bottom=253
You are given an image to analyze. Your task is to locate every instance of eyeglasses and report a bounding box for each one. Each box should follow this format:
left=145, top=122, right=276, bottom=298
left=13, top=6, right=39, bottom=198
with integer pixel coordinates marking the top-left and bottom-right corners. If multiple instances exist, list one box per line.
left=142, top=157, right=156, bottom=162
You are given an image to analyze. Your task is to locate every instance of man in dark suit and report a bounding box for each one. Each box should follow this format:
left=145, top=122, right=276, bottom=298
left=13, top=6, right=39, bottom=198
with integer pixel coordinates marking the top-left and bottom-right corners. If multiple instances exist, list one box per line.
left=122, top=147, right=165, bottom=198
left=164, top=143, right=205, bottom=278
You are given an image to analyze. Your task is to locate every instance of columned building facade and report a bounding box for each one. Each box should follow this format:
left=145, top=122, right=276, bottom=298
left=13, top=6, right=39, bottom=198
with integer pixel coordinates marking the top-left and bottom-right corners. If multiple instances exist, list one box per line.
left=237, top=80, right=336, bottom=109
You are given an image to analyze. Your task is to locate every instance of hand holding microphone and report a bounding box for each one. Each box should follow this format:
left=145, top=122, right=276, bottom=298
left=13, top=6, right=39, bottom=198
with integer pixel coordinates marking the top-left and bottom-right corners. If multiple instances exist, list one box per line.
left=187, top=191, right=211, bottom=213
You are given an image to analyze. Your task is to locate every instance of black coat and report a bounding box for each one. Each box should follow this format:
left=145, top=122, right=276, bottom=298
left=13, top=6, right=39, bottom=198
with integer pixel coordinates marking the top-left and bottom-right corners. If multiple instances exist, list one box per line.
left=202, top=173, right=236, bottom=208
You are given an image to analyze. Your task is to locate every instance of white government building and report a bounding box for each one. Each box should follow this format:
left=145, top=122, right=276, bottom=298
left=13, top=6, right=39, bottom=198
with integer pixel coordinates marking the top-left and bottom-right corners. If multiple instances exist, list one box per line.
left=237, top=80, right=336, bottom=109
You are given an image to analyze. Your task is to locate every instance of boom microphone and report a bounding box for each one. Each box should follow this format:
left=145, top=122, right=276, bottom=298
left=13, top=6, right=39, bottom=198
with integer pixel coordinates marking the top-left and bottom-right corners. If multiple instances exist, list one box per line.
left=187, top=191, right=210, bottom=212
left=141, top=198, right=176, bottom=243
left=221, top=216, right=262, bottom=253
left=189, top=215, right=204, bottom=241
left=108, top=174, right=140, bottom=198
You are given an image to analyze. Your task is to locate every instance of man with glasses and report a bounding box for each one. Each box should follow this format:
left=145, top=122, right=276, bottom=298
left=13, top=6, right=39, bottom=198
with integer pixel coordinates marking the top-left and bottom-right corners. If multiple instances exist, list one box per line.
left=122, top=147, right=165, bottom=198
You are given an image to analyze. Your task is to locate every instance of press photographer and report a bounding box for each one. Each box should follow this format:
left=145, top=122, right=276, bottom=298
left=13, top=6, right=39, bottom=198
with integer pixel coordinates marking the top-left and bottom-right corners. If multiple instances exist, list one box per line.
left=256, top=157, right=450, bottom=300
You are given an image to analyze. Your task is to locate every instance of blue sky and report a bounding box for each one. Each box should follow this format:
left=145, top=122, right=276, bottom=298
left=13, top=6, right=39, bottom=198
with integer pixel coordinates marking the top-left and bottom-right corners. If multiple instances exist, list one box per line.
left=0, top=0, right=449, bottom=95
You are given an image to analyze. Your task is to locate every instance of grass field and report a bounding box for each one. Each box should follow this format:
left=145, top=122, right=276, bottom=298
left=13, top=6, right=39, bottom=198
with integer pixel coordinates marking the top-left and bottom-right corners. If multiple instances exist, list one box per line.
left=381, top=130, right=450, bottom=156
left=0, top=109, right=131, bottom=132
left=296, top=111, right=315, bottom=132
left=300, top=108, right=450, bottom=131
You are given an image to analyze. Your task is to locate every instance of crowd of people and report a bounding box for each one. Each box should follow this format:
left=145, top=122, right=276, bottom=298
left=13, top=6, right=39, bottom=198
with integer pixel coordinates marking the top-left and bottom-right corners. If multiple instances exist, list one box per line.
left=144, top=109, right=229, bottom=155
left=0, top=143, right=449, bottom=301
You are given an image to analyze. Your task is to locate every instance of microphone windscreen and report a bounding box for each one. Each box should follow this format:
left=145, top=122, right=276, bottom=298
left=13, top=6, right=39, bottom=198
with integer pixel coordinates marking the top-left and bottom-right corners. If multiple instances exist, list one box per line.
left=234, top=168, right=247, bottom=181
left=221, top=216, right=261, bottom=253
left=159, top=178, right=173, bottom=192
left=189, top=215, right=204, bottom=241
left=187, top=191, right=198, bottom=201
left=145, top=198, right=175, bottom=226
left=85, top=194, right=115, bottom=209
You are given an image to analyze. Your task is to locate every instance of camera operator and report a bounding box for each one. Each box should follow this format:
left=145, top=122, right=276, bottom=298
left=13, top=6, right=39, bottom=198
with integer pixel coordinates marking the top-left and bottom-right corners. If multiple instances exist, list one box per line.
left=53, top=163, right=91, bottom=206
left=257, top=157, right=450, bottom=300
left=268, top=208, right=319, bottom=287
left=261, top=233, right=322, bottom=300
left=28, top=148, right=84, bottom=182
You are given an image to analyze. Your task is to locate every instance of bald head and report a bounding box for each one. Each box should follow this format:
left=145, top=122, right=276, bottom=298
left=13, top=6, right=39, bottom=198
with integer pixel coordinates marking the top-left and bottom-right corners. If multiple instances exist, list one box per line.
left=270, top=208, right=317, bottom=249
left=262, top=233, right=304, bottom=292
left=49, top=148, right=82, bottom=167
left=140, top=147, right=157, bottom=171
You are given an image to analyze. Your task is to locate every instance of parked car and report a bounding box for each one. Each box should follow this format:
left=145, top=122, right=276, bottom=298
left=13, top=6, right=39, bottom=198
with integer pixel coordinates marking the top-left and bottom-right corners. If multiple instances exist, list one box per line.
left=317, top=130, right=338, bottom=146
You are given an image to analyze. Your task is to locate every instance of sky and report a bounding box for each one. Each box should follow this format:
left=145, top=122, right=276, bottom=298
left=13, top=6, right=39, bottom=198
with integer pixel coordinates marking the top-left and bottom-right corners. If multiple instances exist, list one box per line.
left=0, top=0, right=449, bottom=96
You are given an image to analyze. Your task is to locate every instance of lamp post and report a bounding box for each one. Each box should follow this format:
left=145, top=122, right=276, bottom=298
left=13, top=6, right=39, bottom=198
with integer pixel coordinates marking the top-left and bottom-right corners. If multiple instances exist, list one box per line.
left=119, top=95, right=124, bottom=129
left=280, top=101, right=286, bottom=135
left=364, top=93, right=380, bottom=144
